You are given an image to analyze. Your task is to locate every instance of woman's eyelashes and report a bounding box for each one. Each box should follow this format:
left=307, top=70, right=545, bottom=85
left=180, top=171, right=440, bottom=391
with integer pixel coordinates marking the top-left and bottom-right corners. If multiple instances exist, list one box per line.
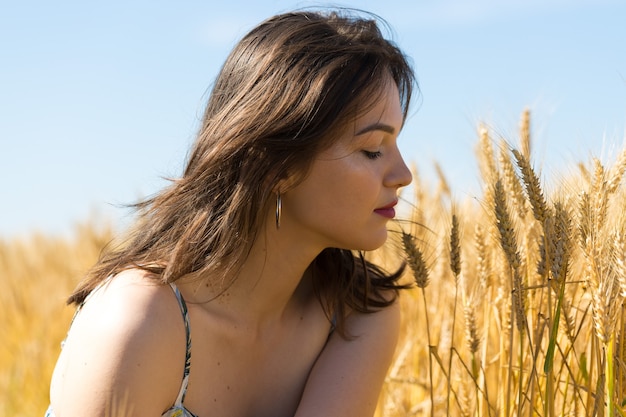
left=362, top=150, right=383, bottom=160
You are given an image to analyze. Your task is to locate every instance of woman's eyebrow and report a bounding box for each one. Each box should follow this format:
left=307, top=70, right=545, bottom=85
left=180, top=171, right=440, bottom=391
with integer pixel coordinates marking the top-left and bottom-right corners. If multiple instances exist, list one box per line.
left=355, top=122, right=396, bottom=136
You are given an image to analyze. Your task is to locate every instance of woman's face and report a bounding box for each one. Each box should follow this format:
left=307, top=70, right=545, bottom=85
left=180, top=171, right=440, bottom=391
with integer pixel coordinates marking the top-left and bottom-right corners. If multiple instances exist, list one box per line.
left=281, top=80, right=412, bottom=252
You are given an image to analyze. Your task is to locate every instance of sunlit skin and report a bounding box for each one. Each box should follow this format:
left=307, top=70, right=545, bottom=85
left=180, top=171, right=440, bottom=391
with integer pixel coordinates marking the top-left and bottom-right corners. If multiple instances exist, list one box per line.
left=280, top=77, right=413, bottom=252
left=48, top=78, right=411, bottom=417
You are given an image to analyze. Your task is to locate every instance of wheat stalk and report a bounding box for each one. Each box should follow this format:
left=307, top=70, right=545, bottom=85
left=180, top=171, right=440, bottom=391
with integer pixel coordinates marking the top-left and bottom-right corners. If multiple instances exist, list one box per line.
left=493, top=177, right=528, bottom=416
left=400, top=229, right=434, bottom=416
left=446, top=213, right=462, bottom=413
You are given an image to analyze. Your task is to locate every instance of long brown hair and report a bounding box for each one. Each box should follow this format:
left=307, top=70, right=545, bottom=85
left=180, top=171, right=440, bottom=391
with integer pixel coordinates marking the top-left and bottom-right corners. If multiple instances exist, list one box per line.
left=69, top=9, right=417, bottom=334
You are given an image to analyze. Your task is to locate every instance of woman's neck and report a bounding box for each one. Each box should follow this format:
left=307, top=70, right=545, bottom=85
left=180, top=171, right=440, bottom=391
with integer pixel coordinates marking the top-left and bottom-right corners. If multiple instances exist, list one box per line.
left=179, top=219, right=324, bottom=331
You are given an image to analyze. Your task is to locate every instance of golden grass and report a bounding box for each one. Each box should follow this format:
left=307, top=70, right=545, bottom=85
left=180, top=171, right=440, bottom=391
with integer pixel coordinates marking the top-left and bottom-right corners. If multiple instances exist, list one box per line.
left=0, top=221, right=114, bottom=416
left=3, top=110, right=626, bottom=416
left=380, top=111, right=626, bottom=416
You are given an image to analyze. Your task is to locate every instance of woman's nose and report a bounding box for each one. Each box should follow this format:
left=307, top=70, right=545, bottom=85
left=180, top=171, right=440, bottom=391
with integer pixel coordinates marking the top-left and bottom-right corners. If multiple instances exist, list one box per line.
left=386, top=147, right=412, bottom=188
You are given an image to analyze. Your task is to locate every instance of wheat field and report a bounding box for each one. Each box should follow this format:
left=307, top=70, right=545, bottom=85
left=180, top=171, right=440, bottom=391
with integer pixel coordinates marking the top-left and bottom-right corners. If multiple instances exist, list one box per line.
left=2, top=110, right=626, bottom=416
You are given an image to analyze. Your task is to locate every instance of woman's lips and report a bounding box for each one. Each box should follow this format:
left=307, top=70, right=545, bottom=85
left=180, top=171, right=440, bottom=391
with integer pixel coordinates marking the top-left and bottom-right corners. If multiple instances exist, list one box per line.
left=374, top=201, right=397, bottom=219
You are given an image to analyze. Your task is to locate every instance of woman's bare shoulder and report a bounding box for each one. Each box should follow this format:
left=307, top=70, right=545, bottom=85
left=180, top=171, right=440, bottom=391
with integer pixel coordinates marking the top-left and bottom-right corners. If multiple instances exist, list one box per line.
left=50, top=269, right=186, bottom=416
left=70, top=269, right=184, bottom=339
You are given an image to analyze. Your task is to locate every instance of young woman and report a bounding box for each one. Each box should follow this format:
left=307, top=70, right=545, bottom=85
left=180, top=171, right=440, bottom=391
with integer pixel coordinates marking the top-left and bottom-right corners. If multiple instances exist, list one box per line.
left=46, top=8, right=416, bottom=417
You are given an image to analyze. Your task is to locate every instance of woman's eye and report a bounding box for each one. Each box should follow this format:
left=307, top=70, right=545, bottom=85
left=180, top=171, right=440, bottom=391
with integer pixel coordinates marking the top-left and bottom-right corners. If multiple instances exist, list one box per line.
left=362, top=150, right=383, bottom=160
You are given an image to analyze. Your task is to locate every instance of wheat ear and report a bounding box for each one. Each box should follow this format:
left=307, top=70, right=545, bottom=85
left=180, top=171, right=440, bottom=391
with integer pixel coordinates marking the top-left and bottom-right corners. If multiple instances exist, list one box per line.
left=494, top=179, right=526, bottom=332
left=476, top=124, right=497, bottom=185
left=512, top=148, right=549, bottom=223
left=499, top=141, right=527, bottom=219
left=401, top=230, right=429, bottom=289
left=450, top=214, right=461, bottom=278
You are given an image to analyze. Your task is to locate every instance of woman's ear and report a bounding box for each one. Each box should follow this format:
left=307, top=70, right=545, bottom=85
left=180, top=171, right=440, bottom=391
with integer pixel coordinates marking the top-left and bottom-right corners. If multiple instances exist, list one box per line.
left=271, top=169, right=300, bottom=194
left=269, top=160, right=310, bottom=195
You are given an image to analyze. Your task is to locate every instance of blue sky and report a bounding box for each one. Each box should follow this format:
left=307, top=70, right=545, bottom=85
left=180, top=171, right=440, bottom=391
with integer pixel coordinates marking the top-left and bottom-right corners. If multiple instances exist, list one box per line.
left=1, top=0, right=625, bottom=237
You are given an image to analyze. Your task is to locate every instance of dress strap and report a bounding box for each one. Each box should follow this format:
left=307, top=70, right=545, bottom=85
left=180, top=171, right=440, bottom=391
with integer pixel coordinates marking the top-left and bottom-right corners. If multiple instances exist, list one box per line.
left=169, top=282, right=192, bottom=406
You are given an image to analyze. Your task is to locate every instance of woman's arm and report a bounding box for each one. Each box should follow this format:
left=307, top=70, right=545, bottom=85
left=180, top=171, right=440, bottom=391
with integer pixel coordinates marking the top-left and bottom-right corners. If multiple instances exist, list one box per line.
left=49, top=271, right=186, bottom=417
left=294, top=299, right=401, bottom=417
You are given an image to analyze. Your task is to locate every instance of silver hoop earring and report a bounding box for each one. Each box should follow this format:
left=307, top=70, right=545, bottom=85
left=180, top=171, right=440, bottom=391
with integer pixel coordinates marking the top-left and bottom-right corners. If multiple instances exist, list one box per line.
left=275, top=192, right=282, bottom=229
